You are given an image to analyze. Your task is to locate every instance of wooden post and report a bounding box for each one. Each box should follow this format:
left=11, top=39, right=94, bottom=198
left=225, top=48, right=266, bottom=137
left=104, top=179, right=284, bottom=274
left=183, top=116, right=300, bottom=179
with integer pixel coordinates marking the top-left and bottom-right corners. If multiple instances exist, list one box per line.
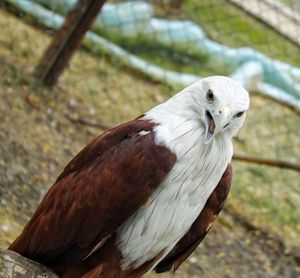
left=34, top=0, right=107, bottom=87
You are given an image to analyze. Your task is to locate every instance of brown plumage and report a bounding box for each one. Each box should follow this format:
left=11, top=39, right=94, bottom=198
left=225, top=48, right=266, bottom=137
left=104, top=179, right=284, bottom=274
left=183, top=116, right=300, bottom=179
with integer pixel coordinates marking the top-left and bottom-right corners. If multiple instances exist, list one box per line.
left=8, top=117, right=233, bottom=278
left=9, top=119, right=176, bottom=277
left=9, top=120, right=232, bottom=278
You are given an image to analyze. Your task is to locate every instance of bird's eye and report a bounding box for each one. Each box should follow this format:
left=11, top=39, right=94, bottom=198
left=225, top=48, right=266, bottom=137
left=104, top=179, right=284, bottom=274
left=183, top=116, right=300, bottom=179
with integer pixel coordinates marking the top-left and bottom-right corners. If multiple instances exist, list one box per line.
left=206, top=89, right=214, bottom=101
left=235, top=111, right=245, bottom=118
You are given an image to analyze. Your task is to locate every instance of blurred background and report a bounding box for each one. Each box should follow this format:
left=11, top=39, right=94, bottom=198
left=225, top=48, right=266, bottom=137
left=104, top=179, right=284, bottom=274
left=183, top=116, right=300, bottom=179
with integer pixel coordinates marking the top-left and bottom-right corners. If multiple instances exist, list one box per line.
left=0, top=0, right=299, bottom=277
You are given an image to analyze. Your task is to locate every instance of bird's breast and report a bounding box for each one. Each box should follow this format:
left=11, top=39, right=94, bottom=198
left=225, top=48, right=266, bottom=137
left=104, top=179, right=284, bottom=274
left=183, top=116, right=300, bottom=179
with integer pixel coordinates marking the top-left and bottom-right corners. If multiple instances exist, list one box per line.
left=116, top=136, right=232, bottom=271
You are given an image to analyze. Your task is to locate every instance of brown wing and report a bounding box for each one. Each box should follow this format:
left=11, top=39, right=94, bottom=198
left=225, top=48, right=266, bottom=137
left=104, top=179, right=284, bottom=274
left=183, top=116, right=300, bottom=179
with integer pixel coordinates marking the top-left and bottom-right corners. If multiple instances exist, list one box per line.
left=155, top=164, right=232, bottom=273
left=9, top=119, right=176, bottom=268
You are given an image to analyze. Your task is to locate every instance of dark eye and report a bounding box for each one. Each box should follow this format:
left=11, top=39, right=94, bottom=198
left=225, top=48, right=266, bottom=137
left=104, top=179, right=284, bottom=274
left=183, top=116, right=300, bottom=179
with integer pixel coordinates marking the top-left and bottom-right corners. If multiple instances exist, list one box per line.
left=235, top=111, right=245, bottom=118
left=206, top=89, right=214, bottom=101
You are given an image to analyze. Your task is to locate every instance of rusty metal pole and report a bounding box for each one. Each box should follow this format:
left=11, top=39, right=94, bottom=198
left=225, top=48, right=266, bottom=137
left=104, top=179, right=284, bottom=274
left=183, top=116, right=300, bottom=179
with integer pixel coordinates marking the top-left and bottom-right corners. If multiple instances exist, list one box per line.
left=34, top=0, right=107, bottom=87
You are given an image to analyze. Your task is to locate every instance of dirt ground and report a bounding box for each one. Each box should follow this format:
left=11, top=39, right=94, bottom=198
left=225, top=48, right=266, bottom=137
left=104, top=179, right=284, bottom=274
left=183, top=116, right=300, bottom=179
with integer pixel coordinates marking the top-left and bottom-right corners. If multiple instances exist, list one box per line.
left=0, top=9, right=300, bottom=278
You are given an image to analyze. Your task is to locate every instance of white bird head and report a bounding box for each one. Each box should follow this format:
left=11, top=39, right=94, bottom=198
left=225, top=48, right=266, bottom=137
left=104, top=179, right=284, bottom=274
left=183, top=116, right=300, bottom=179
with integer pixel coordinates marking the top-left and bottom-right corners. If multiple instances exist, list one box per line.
left=160, top=76, right=250, bottom=144
left=188, top=76, right=250, bottom=143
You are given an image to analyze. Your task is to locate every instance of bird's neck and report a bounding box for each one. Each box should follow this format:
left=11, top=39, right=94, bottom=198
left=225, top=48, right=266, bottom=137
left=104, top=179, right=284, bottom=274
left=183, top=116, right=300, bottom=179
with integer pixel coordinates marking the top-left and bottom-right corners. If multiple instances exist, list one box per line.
left=145, top=106, right=233, bottom=164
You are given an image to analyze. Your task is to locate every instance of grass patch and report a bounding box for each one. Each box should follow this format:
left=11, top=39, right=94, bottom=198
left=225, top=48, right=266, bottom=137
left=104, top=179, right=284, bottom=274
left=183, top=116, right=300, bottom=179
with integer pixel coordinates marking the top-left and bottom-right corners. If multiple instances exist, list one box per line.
left=231, top=94, right=300, bottom=245
left=231, top=163, right=300, bottom=243
left=152, top=0, right=300, bottom=67
left=97, top=31, right=220, bottom=76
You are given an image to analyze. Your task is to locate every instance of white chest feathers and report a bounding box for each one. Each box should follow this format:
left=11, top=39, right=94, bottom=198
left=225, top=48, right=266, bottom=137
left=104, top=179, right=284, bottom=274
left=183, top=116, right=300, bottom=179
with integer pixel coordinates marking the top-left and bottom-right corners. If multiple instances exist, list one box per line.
left=116, top=118, right=232, bottom=270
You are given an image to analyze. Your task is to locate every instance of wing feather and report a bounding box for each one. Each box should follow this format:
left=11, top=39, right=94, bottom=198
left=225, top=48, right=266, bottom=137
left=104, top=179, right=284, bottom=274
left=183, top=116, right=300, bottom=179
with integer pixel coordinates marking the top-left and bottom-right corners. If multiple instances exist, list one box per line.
left=9, top=119, right=176, bottom=267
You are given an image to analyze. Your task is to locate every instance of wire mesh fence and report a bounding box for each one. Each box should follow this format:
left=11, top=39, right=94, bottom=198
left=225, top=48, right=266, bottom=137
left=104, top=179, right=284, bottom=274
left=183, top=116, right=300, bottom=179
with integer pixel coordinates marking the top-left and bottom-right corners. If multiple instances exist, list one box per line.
left=0, top=0, right=300, bottom=276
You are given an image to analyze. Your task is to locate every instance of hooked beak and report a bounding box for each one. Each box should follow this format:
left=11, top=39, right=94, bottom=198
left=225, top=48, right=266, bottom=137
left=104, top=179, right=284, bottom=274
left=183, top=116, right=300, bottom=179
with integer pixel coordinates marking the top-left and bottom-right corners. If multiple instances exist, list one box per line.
left=204, top=110, right=215, bottom=144
left=204, top=106, right=231, bottom=144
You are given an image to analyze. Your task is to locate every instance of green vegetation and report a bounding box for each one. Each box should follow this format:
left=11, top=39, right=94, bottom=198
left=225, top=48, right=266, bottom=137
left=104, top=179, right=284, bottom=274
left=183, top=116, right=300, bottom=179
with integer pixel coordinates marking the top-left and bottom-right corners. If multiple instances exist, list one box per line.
left=232, top=94, right=300, bottom=244
left=107, top=0, right=300, bottom=76
left=28, top=0, right=300, bottom=76
left=96, top=30, right=219, bottom=76
left=152, top=0, right=300, bottom=67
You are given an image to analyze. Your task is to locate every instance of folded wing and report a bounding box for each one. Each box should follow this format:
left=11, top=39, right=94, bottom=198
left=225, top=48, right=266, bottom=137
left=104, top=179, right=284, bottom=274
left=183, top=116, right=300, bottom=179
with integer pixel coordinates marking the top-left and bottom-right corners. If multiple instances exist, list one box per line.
left=9, top=119, right=176, bottom=268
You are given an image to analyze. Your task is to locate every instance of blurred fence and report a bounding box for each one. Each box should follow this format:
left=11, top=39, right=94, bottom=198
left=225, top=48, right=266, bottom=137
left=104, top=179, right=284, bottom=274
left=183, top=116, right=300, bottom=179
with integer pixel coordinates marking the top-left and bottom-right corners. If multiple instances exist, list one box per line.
left=0, top=0, right=300, bottom=247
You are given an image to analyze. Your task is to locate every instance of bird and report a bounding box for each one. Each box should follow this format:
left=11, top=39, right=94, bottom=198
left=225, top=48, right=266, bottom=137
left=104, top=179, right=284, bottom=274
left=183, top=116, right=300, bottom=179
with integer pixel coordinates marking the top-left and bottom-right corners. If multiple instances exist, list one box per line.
left=9, top=76, right=249, bottom=278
